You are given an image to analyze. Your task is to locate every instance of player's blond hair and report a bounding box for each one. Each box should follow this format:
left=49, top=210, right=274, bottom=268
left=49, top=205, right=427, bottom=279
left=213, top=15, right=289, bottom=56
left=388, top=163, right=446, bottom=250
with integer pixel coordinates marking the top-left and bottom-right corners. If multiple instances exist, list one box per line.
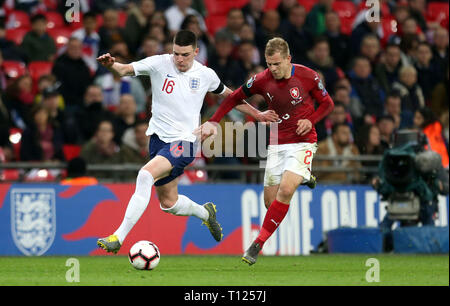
left=265, top=37, right=290, bottom=58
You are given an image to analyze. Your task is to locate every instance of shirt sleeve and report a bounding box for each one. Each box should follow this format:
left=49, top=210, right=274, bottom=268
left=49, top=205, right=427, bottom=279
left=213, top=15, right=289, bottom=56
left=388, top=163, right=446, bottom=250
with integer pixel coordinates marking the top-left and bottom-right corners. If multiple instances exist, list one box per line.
left=307, top=70, right=334, bottom=124
left=131, top=55, right=162, bottom=76
left=210, top=86, right=248, bottom=122
left=206, top=67, right=225, bottom=94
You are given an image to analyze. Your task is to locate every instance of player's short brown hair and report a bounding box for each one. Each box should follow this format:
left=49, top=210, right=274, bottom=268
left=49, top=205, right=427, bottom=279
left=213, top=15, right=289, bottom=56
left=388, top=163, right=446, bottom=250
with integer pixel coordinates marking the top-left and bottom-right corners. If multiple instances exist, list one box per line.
left=265, top=37, right=290, bottom=58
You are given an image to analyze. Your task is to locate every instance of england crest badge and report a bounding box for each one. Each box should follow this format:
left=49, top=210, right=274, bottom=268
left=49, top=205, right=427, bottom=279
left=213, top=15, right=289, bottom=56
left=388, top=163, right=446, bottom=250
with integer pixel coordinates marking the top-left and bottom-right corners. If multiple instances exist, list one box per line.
left=189, top=77, right=200, bottom=90
left=11, top=189, right=56, bottom=256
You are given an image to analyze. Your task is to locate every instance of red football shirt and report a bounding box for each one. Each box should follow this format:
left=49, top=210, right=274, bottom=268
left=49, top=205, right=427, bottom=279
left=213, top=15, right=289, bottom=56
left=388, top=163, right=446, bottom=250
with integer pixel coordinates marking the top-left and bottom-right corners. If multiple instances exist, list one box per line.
left=210, top=64, right=334, bottom=144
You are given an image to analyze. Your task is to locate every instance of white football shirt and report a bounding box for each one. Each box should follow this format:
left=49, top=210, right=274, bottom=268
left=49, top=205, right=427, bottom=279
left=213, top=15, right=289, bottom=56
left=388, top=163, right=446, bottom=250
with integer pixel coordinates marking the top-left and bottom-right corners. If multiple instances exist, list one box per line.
left=131, top=54, right=225, bottom=143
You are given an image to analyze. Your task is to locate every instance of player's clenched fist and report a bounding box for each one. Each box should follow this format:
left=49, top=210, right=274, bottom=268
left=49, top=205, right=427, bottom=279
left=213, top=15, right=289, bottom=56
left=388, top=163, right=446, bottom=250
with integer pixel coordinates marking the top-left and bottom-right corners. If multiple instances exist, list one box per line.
left=254, top=110, right=279, bottom=124
left=97, top=53, right=115, bottom=68
left=193, top=121, right=219, bottom=142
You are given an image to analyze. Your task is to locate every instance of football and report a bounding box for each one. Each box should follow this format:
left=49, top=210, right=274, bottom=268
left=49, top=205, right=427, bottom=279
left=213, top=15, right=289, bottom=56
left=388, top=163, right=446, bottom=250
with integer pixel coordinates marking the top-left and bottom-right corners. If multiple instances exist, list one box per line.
left=128, top=240, right=160, bottom=270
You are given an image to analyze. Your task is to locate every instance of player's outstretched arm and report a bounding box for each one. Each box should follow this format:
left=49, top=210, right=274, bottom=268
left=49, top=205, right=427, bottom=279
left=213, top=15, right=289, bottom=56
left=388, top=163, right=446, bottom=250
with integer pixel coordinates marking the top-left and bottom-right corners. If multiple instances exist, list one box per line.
left=215, top=87, right=278, bottom=123
left=97, top=53, right=135, bottom=77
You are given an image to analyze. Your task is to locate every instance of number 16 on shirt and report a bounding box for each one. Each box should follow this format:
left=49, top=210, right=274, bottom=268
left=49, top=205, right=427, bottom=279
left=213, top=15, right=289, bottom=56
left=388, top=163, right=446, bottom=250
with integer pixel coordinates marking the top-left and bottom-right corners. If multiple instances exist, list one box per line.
left=162, top=78, right=175, bottom=94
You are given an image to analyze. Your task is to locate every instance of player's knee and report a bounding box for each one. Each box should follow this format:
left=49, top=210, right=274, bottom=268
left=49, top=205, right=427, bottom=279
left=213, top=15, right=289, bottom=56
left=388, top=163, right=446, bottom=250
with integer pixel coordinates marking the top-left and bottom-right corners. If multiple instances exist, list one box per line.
left=276, top=184, right=295, bottom=203
left=160, top=198, right=177, bottom=210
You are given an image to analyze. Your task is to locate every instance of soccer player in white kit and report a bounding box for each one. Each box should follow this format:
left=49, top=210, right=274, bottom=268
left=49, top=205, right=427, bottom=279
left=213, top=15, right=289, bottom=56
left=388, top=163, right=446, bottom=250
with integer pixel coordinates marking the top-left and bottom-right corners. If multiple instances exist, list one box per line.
left=96, top=30, right=278, bottom=253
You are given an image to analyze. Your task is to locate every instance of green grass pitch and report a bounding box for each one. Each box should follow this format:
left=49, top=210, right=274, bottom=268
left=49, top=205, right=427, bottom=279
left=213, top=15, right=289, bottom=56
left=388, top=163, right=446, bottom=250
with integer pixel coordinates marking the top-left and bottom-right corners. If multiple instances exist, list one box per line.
left=0, top=254, right=448, bottom=286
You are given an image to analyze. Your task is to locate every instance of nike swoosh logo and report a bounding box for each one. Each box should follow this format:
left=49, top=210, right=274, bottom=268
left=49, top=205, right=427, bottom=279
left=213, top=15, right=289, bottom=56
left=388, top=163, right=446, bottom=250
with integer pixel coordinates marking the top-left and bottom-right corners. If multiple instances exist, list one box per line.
left=166, top=74, right=176, bottom=78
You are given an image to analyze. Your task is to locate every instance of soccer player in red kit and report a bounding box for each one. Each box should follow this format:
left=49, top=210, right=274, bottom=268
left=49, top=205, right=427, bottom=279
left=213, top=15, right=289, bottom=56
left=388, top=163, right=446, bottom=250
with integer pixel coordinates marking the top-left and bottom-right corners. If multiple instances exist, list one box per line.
left=196, top=37, right=334, bottom=265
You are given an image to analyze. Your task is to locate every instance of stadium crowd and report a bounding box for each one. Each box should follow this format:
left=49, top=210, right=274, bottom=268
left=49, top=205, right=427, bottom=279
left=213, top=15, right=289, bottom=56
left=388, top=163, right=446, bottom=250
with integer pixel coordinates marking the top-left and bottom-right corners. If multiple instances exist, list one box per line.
left=0, top=0, right=448, bottom=183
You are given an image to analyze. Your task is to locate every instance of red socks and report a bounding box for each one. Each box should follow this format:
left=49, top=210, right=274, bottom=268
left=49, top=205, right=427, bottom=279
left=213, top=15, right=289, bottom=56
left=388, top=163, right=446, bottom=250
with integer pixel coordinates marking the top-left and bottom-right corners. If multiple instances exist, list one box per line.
left=255, top=199, right=290, bottom=247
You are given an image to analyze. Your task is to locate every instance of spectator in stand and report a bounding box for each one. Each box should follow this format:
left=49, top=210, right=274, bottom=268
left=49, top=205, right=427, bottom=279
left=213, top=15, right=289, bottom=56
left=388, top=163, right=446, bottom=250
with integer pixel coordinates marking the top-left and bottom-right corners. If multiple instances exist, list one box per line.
left=52, top=37, right=92, bottom=114
left=20, top=104, right=64, bottom=162
left=235, top=40, right=260, bottom=85
left=120, top=120, right=150, bottom=164
left=255, top=10, right=282, bottom=62
left=374, top=42, right=405, bottom=95
left=148, top=10, right=171, bottom=41
left=164, top=0, right=206, bottom=36
left=241, top=0, right=266, bottom=31
left=430, top=66, right=448, bottom=118
left=216, top=8, right=246, bottom=45
left=20, top=13, right=56, bottom=62
left=137, top=36, right=161, bottom=60
left=304, top=0, right=334, bottom=37
left=124, top=0, right=156, bottom=55
left=92, top=0, right=128, bottom=13
left=306, top=36, right=342, bottom=93
left=71, top=11, right=101, bottom=75
left=413, top=107, right=449, bottom=168
left=390, top=17, right=426, bottom=45
left=350, top=17, right=380, bottom=56
left=207, top=31, right=246, bottom=89
left=279, top=4, right=312, bottom=66
left=4, top=74, right=34, bottom=129
left=431, top=27, right=449, bottom=81
left=0, top=22, right=26, bottom=62
left=98, top=8, right=127, bottom=55
left=76, top=84, right=116, bottom=142
left=414, top=42, right=443, bottom=103
left=315, top=122, right=361, bottom=183
left=377, top=114, right=396, bottom=148
left=407, top=0, right=428, bottom=33
left=392, top=65, right=425, bottom=114
left=332, top=84, right=361, bottom=126
left=180, top=14, right=210, bottom=65
left=383, top=92, right=413, bottom=130
left=238, top=23, right=261, bottom=65
left=348, top=56, right=385, bottom=121
left=355, top=123, right=387, bottom=183
left=40, top=84, right=79, bottom=144
left=359, top=34, right=381, bottom=68
left=113, top=94, right=139, bottom=145
left=324, top=10, right=350, bottom=70
left=399, top=33, right=420, bottom=65
left=34, top=74, right=65, bottom=110
left=276, top=0, right=298, bottom=22
left=94, top=52, right=147, bottom=113
left=80, top=119, right=122, bottom=178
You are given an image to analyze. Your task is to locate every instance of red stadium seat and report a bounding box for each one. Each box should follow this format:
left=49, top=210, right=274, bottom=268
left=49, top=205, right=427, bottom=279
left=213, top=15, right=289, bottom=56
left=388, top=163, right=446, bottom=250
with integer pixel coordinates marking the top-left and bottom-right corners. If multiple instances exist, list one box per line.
left=1, top=61, right=27, bottom=79
left=205, top=15, right=228, bottom=36
left=48, top=27, right=72, bottom=49
left=28, top=61, right=53, bottom=83
left=63, top=145, right=82, bottom=161
left=118, top=10, right=128, bottom=27
left=44, top=11, right=65, bottom=29
left=9, top=128, right=22, bottom=161
left=427, top=2, right=449, bottom=23
left=1, top=169, right=21, bottom=182
left=5, top=28, right=29, bottom=45
left=340, top=16, right=355, bottom=36
left=5, top=10, right=31, bottom=29
left=264, top=0, right=281, bottom=10
left=332, top=1, right=357, bottom=19
left=204, top=0, right=249, bottom=16
left=298, top=0, right=319, bottom=12
left=43, top=0, right=58, bottom=10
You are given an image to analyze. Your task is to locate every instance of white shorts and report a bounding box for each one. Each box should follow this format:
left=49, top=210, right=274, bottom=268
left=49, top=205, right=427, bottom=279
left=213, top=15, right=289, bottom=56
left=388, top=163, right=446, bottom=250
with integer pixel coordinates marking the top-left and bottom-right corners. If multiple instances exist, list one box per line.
left=263, top=142, right=318, bottom=187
